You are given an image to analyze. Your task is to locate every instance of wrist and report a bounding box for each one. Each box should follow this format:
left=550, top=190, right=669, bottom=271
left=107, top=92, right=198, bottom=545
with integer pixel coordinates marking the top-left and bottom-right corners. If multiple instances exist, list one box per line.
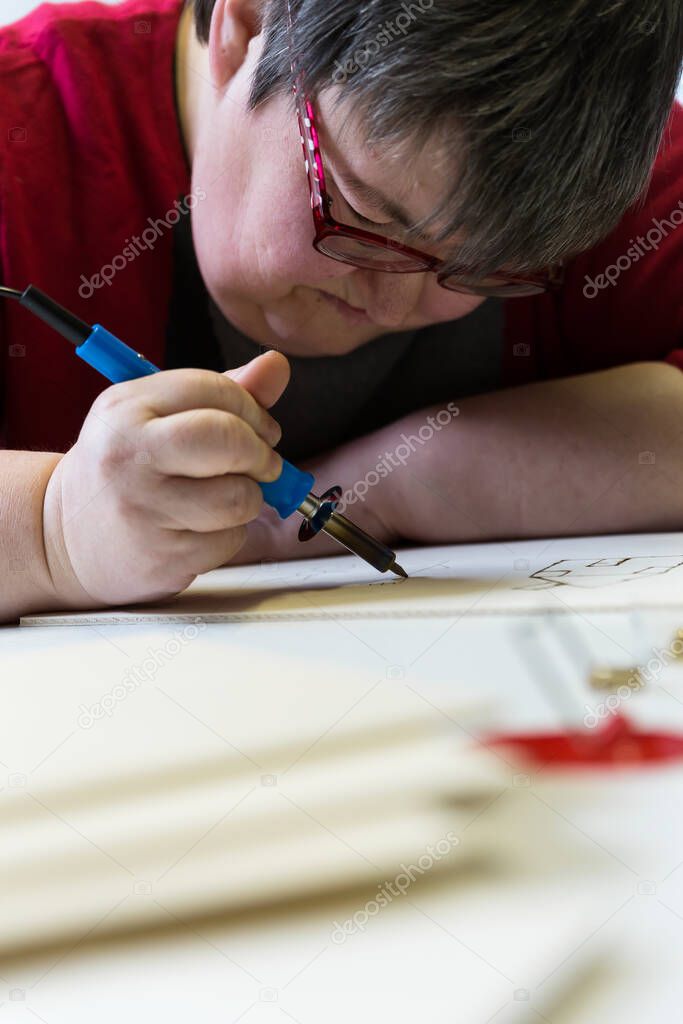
left=42, top=456, right=101, bottom=610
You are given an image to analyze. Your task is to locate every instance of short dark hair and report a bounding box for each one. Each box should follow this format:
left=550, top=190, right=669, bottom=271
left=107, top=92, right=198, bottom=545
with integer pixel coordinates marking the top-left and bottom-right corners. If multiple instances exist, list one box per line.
left=190, top=0, right=683, bottom=276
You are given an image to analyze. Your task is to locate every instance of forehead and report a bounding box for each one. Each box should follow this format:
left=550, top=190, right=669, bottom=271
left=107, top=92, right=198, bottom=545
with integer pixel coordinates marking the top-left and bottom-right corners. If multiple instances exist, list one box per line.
left=314, top=86, right=450, bottom=218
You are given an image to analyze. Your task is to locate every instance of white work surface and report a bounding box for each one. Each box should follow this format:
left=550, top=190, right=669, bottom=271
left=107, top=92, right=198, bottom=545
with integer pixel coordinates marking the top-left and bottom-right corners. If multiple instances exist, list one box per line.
left=20, top=531, right=683, bottom=624
left=4, top=534, right=683, bottom=1022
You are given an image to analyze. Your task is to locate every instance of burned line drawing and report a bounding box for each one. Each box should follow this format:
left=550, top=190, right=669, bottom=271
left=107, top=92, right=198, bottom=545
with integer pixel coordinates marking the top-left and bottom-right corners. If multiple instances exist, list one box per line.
left=519, top=555, right=683, bottom=591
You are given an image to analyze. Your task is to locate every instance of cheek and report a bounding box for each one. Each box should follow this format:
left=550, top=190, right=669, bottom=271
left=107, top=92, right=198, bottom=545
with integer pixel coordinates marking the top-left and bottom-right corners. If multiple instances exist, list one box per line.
left=192, top=171, right=317, bottom=295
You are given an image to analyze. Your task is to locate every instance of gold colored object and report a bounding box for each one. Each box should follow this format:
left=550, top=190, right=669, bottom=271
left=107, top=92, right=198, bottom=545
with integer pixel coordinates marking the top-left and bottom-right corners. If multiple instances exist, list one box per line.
left=671, top=629, right=683, bottom=658
left=589, top=666, right=644, bottom=692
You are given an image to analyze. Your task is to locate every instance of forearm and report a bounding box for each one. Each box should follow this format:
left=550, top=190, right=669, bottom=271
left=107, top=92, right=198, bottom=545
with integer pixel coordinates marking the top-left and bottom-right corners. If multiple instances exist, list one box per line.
left=374, top=361, right=683, bottom=544
left=0, top=451, right=89, bottom=623
left=233, top=360, right=683, bottom=568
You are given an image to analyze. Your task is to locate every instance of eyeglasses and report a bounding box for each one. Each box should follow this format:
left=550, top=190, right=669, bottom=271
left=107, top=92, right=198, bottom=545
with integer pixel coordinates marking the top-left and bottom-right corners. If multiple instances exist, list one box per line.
left=284, top=1, right=564, bottom=298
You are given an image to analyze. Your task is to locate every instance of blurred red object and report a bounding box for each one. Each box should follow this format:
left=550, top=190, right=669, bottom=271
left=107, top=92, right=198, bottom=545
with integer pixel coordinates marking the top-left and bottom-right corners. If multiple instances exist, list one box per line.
left=485, top=713, right=683, bottom=768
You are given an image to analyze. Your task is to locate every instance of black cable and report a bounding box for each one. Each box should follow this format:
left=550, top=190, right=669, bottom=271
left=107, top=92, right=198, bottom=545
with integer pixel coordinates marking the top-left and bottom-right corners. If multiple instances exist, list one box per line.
left=0, top=284, right=90, bottom=345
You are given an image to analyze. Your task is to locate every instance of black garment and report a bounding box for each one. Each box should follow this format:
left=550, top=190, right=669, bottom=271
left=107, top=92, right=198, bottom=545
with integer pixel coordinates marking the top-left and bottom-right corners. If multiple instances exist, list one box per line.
left=165, top=213, right=503, bottom=463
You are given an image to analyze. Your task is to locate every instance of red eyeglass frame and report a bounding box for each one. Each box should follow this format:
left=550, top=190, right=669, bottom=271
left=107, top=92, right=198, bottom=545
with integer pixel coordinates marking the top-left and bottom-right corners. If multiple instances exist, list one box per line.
left=285, top=1, right=564, bottom=298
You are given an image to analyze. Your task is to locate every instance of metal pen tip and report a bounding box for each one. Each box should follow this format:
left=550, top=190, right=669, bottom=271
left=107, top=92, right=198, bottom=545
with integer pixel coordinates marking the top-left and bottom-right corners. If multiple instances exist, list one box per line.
left=296, top=486, right=410, bottom=579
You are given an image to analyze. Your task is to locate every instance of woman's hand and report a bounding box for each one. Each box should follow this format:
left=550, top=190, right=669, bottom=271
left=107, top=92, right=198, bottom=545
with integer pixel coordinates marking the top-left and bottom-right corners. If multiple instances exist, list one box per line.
left=42, top=352, right=291, bottom=609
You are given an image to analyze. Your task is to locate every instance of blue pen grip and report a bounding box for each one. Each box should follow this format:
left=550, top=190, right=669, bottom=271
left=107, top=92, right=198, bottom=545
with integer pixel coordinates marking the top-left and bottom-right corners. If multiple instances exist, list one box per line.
left=76, top=325, right=313, bottom=519
left=76, top=325, right=161, bottom=383
left=261, top=460, right=314, bottom=519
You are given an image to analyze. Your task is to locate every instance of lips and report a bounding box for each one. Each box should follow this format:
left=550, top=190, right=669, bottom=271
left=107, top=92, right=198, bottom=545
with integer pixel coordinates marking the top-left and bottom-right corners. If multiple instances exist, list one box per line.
left=316, top=290, right=371, bottom=325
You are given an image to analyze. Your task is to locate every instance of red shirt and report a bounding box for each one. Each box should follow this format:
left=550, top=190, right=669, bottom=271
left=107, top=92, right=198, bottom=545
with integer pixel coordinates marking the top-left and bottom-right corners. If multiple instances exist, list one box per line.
left=0, top=0, right=190, bottom=452
left=1, top=0, right=682, bottom=454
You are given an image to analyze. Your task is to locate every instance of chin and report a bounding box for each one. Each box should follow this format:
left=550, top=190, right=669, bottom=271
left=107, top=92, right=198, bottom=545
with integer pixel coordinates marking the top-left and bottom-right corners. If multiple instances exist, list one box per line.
left=242, top=290, right=384, bottom=357
left=264, top=312, right=381, bottom=357
left=210, top=281, right=398, bottom=358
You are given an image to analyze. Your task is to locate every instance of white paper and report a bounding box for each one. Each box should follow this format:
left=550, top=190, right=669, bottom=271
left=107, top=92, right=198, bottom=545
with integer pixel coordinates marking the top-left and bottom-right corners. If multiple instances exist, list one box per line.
left=20, top=532, right=683, bottom=625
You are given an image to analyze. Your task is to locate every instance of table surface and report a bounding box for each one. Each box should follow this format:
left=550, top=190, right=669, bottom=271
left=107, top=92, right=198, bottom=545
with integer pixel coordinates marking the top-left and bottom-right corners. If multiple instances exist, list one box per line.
left=4, top=541, right=683, bottom=1022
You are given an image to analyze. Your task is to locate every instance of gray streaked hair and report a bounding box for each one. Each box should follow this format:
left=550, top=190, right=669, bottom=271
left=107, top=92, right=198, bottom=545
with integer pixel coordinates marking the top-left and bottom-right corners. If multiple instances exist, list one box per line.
left=190, top=0, right=683, bottom=276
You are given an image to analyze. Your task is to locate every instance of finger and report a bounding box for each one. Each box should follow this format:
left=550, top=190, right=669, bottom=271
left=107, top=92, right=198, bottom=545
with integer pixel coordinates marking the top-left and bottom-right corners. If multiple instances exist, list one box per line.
left=154, top=475, right=264, bottom=533
left=173, top=524, right=250, bottom=578
left=145, top=408, right=282, bottom=480
left=226, top=351, right=291, bottom=410
left=111, top=368, right=281, bottom=446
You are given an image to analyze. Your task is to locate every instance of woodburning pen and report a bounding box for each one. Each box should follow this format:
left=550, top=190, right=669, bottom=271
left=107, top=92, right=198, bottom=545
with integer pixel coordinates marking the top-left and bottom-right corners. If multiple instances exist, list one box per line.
left=0, top=284, right=408, bottom=579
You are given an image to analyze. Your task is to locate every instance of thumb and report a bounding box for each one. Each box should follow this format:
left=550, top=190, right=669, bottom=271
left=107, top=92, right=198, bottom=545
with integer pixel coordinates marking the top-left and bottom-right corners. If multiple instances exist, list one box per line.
left=225, top=350, right=291, bottom=410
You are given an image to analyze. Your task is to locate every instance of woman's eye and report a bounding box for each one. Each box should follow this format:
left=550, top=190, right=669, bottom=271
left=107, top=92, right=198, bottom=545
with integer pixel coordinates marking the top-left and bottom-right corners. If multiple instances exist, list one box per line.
left=333, top=189, right=388, bottom=230
left=347, top=202, right=385, bottom=229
